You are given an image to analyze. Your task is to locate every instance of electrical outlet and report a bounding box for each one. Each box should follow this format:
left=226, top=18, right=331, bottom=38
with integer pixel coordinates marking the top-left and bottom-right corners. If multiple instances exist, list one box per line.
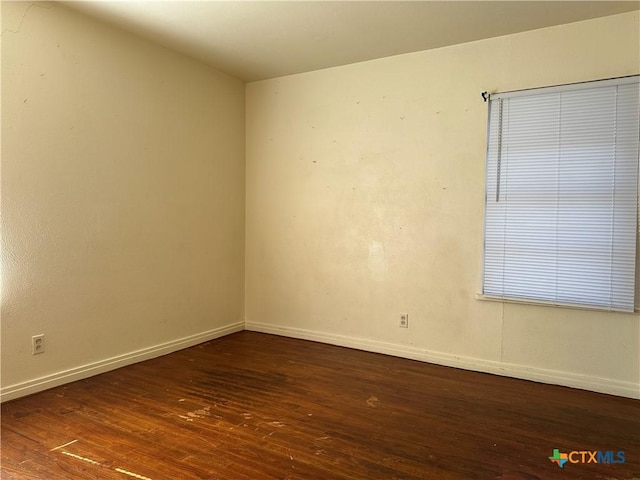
left=399, top=314, right=409, bottom=328
left=32, top=334, right=45, bottom=355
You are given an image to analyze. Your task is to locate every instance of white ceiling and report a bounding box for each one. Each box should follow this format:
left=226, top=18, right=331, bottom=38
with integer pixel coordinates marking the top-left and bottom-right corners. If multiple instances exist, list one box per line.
left=65, top=1, right=640, bottom=82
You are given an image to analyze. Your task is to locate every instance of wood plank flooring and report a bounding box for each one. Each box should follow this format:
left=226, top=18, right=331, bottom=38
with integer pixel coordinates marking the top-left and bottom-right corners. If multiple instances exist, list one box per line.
left=1, top=331, right=639, bottom=479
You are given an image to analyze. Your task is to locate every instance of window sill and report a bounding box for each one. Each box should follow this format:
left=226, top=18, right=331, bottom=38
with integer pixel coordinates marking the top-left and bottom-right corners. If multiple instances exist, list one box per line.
left=475, top=293, right=639, bottom=315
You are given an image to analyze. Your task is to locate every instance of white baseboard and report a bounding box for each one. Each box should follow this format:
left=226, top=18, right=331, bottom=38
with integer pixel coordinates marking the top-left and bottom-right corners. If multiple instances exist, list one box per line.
left=245, top=321, right=640, bottom=400
left=0, top=322, right=244, bottom=403
left=4, top=320, right=637, bottom=402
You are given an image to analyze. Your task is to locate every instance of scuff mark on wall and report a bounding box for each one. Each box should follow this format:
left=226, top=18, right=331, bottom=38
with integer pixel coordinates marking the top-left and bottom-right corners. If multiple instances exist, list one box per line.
left=368, top=241, right=387, bottom=281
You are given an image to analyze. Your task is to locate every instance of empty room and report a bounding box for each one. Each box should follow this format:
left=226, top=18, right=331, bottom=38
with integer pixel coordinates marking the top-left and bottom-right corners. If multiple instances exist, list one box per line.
left=1, top=1, right=639, bottom=479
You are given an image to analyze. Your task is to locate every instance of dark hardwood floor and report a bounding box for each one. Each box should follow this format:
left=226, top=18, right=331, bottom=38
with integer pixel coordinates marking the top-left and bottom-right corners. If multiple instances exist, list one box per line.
left=1, top=331, right=639, bottom=479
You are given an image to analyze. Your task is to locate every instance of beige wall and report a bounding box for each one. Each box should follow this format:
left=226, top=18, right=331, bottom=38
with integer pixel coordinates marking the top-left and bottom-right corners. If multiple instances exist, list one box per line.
left=1, top=2, right=245, bottom=399
left=246, top=12, right=640, bottom=398
left=2, top=4, right=638, bottom=401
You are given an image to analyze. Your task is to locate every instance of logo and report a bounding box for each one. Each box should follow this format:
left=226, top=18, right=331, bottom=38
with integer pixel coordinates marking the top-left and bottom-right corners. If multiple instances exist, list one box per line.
left=549, top=449, right=568, bottom=468
left=549, top=449, right=625, bottom=468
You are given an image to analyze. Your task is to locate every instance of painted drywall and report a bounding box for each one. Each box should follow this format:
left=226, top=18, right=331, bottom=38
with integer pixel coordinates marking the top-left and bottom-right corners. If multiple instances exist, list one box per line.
left=1, top=2, right=245, bottom=400
left=246, top=11, right=640, bottom=398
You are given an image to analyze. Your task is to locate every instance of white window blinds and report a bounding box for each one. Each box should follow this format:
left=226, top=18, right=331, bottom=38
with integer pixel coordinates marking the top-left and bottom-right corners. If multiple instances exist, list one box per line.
left=483, top=76, right=640, bottom=312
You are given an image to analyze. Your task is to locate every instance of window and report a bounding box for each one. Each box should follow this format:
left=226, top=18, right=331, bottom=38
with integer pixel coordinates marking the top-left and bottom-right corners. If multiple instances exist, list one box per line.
left=483, top=76, right=640, bottom=312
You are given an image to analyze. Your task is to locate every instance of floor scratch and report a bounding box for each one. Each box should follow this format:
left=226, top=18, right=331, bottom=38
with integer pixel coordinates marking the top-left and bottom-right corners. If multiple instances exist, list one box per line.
left=61, top=451, right=101, bottom=466
left=50, top=439, right=78, bottom=451
left=55, top=447, right=152, bottom=479
left=115, top=467, right=153, bottom=480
